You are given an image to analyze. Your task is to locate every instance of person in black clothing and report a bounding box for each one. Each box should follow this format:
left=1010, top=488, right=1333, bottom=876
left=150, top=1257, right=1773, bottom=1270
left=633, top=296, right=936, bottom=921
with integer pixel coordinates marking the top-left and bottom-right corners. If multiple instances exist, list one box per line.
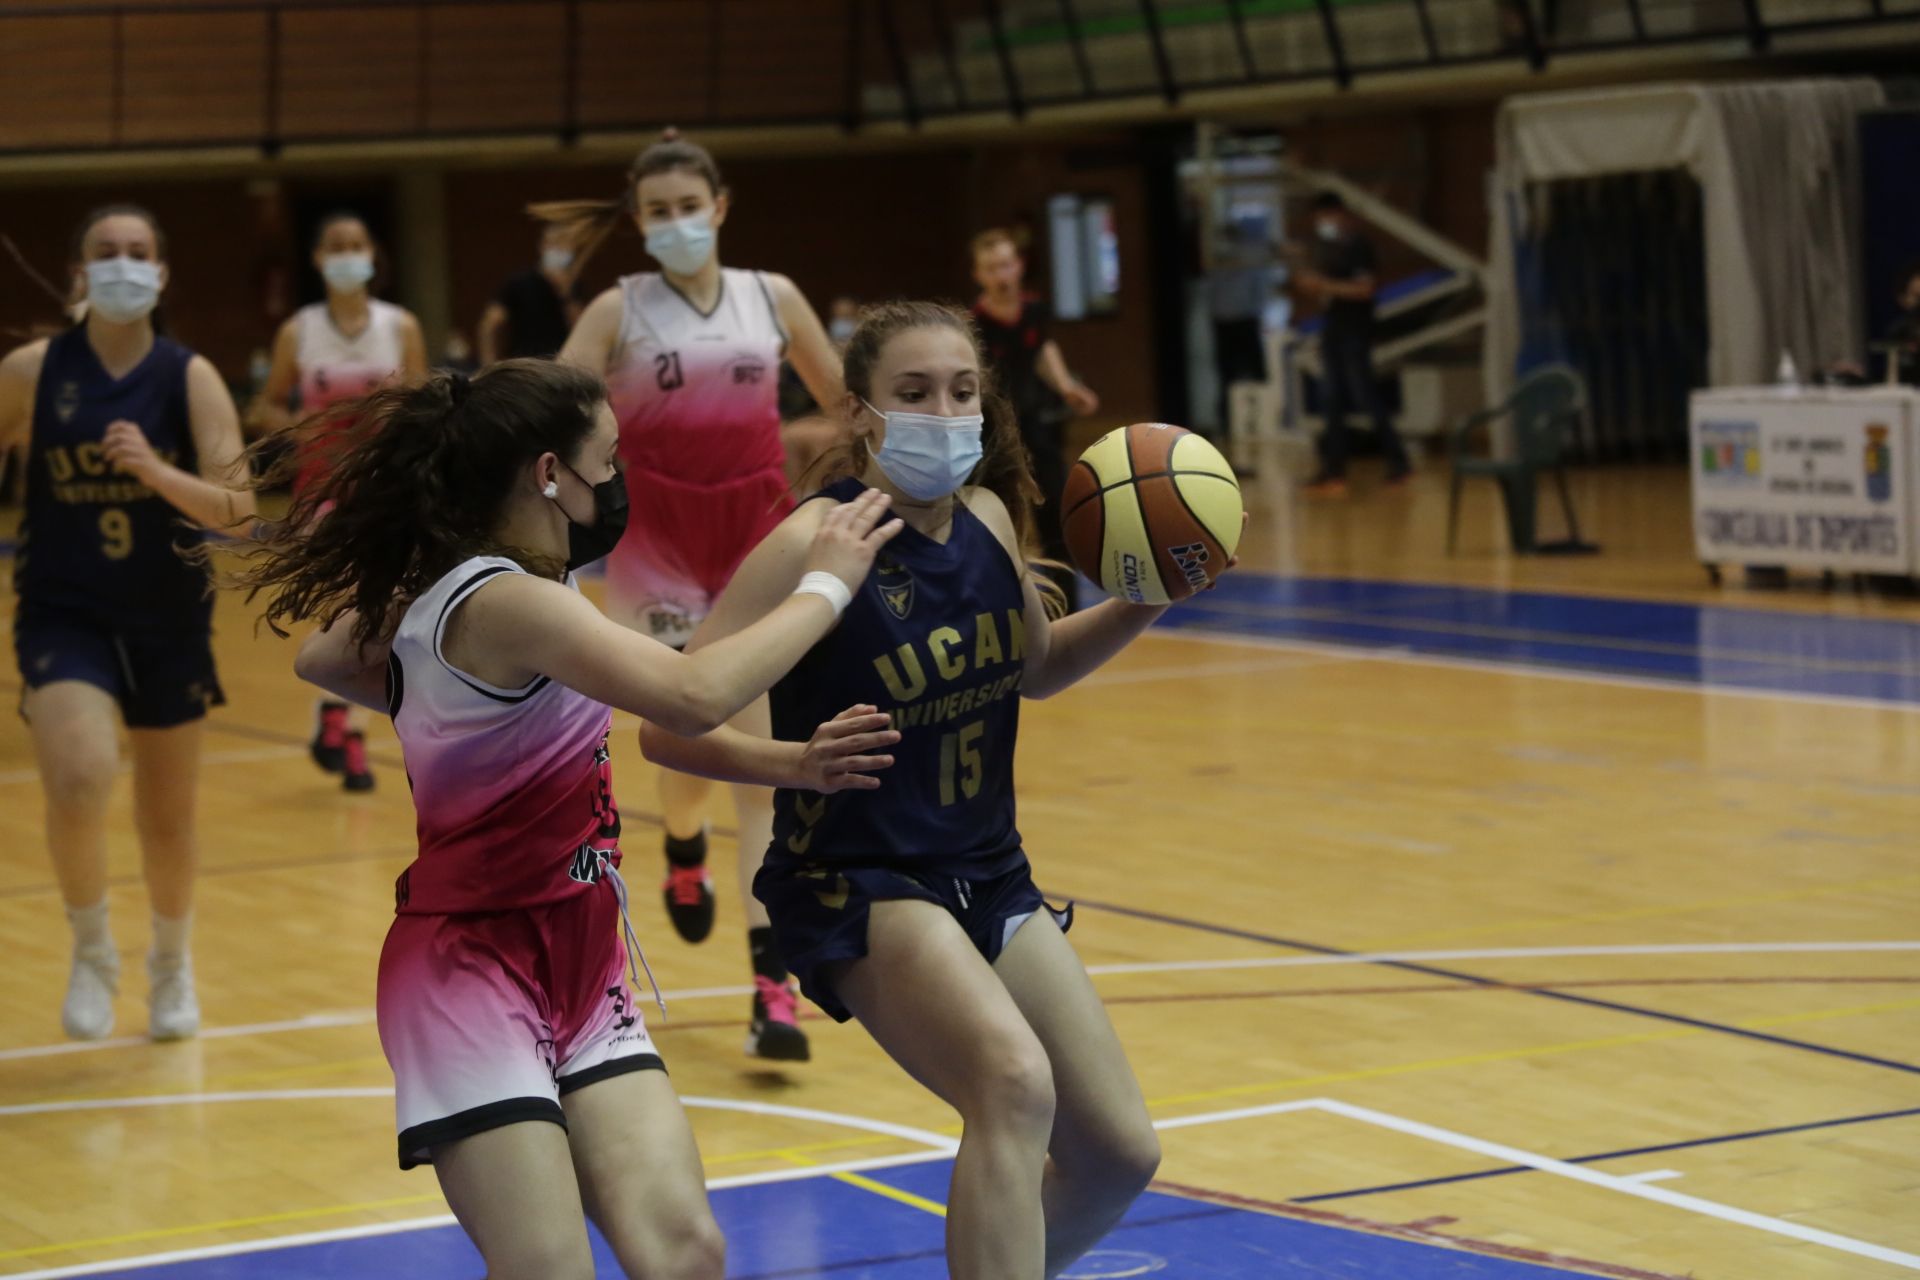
left=1298, top=193, right=1410, bottom=496
left=477, top=225, right=584, bottom=364
left=969, top=228, right=1099, bottom=607
left=1207, top=221, right=1278, bottom=446
left=1888, top=260, right=1920, bottom=386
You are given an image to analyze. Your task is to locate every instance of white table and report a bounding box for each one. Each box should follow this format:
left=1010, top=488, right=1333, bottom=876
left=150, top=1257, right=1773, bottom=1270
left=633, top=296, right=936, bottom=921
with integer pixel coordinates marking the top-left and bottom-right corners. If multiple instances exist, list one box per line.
left=1690, top=386, right=1920, bottom=576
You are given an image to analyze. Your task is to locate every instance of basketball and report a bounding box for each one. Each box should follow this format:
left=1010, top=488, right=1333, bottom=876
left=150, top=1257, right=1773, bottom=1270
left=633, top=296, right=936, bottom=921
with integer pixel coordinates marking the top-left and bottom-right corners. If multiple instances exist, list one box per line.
left=1061, top=423, right=1245, bottom=605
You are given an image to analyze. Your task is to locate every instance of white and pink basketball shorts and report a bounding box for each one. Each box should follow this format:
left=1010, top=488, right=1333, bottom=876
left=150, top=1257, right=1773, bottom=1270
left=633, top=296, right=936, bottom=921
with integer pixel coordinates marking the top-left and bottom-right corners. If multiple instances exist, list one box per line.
left=376, top=879, right=662, bottom=1169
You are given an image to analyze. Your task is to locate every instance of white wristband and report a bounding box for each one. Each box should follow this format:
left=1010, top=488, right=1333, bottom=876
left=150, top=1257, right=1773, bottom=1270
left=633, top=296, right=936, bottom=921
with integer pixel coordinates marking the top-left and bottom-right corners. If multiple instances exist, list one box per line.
left=793, top=571, right=853, bottom=618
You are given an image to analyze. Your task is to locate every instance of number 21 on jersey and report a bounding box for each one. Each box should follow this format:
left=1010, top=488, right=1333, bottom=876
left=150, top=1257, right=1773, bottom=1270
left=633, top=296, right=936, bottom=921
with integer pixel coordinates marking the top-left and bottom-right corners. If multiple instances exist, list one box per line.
left=655, top=351, right=684, bottom=391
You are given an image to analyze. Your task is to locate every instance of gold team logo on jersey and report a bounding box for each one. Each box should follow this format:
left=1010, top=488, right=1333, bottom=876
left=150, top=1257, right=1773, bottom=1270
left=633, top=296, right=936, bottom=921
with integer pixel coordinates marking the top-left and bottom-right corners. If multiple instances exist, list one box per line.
left=875, top=555, right=914, bottom=620
left=54, top=382, right=80, bottom=424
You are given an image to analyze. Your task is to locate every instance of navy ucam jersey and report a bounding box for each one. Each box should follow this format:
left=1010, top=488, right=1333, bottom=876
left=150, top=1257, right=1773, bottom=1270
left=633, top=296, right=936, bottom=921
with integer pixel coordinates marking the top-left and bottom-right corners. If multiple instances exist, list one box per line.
left=15, top=327, right=210, bottom=627
left=769, top=477, right=1029, bottom=875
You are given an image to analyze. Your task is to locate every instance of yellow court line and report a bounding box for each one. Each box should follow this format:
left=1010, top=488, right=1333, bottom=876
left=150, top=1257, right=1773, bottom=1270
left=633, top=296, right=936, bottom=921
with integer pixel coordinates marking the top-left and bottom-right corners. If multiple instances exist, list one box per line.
left=1363, top=870, right=1920, bottom=948
left=705, top=1129, right=958, bottom=1168
left=0, top=1193, right=446, bottom=1261
left=1744, top=995, right=1920, bottom=1027
left=771, top=1146, right=950, bottom=1219
left=830, top=1172, right=949, bottom=1218
left=1145, top=995, right=1920, bottom=1112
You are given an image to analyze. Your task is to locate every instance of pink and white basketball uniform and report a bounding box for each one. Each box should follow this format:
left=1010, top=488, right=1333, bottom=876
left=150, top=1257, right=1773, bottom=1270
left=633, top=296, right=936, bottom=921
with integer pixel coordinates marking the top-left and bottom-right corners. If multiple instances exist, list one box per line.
left=377, top=555, right=661, bottom=1169
left=290, top=299, right=408, bottom=496
left=604, top=267, right=795, bottom=647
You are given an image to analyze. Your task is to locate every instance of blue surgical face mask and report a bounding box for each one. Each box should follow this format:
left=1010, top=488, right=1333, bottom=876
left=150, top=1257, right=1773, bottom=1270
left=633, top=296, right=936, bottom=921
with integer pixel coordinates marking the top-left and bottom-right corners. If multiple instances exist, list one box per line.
left=644, top=212, right=716, bottom=277
left=829, top=317, right=857, bottom=344
left=84, top=257, right=162, bottom=324
left=541, top=246, right=575, bottom=274
left=863, top=400, right=985, bottom=501
left=322, top=252, right=375, bottom=292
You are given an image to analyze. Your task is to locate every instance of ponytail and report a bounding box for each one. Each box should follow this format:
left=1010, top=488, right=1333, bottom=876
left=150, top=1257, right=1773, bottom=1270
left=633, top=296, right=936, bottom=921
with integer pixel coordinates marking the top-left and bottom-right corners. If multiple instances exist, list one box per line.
left=222, top=360, right=605, bottom=648
left=529, top=126, right=726, bottom=279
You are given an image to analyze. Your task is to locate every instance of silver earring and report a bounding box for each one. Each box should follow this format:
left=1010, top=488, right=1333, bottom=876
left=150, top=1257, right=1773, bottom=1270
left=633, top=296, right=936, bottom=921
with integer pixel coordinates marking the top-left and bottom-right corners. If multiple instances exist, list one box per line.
left=542, top=481, right=559, bottom=499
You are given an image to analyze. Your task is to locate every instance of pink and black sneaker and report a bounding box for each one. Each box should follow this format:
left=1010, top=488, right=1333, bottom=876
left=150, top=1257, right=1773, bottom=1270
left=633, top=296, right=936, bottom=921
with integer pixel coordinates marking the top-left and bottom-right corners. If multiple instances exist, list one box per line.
left=310, top=701, right=349, bottom=773
left=747, top=974, right=810, bottom=1062
left=662, top=832, right=716, bottom=943
left=341, top=729, right=375, bottom=793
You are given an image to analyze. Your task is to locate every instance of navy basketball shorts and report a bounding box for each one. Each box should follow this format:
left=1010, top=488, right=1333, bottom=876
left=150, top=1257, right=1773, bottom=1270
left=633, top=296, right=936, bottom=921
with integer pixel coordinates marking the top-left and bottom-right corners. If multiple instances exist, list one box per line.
left=753, top=854, right=1073, bottom=1023
left=14, top=604, right=224, bottom=730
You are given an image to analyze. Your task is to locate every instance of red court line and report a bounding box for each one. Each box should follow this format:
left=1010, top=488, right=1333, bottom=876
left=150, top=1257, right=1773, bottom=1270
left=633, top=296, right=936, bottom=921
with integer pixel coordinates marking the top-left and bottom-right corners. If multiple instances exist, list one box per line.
left=1154, top=1178, right=1693, bottom=1280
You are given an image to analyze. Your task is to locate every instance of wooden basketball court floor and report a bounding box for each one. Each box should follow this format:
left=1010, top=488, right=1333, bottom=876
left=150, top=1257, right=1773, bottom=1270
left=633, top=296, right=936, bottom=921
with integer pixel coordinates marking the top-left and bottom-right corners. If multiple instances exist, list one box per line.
left=1, top=459, right=1916, bottom=1279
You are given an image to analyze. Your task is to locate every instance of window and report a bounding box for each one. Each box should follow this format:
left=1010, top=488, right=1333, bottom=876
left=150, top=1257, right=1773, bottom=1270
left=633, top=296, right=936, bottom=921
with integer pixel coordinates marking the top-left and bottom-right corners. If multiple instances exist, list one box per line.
left=1047, top=194, right=1119, bottom=320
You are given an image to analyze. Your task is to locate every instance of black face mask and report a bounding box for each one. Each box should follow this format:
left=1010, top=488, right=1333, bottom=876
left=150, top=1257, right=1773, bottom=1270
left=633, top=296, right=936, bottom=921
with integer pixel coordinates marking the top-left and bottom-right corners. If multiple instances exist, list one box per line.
left=558, top=461, right=629, bottom=571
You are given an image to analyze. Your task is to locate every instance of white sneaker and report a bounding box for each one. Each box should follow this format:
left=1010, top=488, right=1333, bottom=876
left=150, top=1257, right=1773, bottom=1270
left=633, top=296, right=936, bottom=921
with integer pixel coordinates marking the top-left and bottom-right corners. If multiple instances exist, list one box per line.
left=147, top=954, right=200, bottom=1041
left=62, top=944, right=119, bottom=1040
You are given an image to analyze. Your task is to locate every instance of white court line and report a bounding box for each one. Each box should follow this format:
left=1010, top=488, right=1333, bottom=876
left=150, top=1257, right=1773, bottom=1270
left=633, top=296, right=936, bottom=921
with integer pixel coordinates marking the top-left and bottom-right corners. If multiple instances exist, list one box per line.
left=0, top=1088, right=392, bottom=1118
left=1081, top=939, right=1920, bottom=977
left=0, top=1089, right=963, bottom=1153
left=1150, top=1100, right=1322, bottom=1130
left=8, top=1096, right=1914, bottom=1277
left=679, top=1095, right=959, bottom=1153
left=0, top=1012, right=378, bottom=1063
left=1307, top=1098, right=1920, bottom=1272
left=1620, top=1170, right=1684, bottom=1183
left=0, top=1097, right=958, bottom=1280
left=0, top=986, right=753, bottom=1064
left=4, top=941, right=1914, bottom=1065
left=1144, top=626, right=1920, bottom=715
left=4, top=1149, right=961, bottom=1280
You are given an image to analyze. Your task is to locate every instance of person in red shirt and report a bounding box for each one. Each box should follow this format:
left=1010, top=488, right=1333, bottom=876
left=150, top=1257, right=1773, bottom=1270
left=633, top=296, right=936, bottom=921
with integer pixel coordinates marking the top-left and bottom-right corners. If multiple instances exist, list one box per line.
left=969, top=229, right=1098, bottom=609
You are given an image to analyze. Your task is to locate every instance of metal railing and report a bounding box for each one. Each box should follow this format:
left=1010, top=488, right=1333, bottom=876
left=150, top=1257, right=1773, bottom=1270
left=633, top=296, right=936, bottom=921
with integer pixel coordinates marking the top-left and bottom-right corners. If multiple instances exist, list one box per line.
left=0, top=0, right=1908, bottom=156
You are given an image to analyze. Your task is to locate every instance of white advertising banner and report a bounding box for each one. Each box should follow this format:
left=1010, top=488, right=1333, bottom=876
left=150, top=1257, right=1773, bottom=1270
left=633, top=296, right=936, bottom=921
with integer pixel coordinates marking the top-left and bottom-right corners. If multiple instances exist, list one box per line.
left=1690, top=388, right=1918, bottom=574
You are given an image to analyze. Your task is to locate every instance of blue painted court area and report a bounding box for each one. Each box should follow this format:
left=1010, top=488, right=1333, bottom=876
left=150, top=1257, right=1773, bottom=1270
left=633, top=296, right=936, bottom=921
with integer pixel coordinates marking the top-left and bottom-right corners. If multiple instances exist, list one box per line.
left=70, top=1158, right=1606, bottom=1278
left=1157, top=574, right=1920, bottom=704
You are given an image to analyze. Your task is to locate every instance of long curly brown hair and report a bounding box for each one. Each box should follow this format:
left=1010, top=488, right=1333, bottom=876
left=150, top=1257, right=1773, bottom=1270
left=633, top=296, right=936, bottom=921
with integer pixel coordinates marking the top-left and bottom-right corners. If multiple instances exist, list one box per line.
left=222, top=359, right=605, bottom=649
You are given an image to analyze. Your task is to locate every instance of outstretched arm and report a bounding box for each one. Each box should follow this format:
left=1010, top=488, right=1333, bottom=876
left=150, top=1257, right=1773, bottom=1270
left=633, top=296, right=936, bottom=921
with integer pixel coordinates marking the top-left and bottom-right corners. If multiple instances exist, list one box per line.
left=643, top=705, right=899, bottom=793
left=640, top=495, right=894, bottom=790
left=466, top=491, right=901, bottom=737
left=294, top=612, right=391, bottom=712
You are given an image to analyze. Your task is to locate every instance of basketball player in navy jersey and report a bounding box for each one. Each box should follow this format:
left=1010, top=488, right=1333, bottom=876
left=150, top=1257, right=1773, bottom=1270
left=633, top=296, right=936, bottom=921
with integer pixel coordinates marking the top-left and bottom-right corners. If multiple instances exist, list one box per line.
left=643, top=302, right=1242, bottom=1280
left=0, top=205, right=254, bottom=1041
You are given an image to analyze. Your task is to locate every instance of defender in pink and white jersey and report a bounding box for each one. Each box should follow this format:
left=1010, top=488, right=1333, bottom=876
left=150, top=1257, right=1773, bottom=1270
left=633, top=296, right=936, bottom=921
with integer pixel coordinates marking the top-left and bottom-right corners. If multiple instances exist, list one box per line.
left=250, top=210, right=428, bottom=793
left=546, top=130, right=847, bottom=1062
left=232, top=360, right=901, bottom=1280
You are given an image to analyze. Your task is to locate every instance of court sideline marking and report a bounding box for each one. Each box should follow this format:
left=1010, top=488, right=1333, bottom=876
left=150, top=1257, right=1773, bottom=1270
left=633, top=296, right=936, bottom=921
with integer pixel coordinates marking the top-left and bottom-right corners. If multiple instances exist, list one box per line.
left=1294, top=1103, right=1920, bottom=1203
left=3, top=940, right=1914, bottom=1064
left=10, top=1097, right=1915, bottom=1279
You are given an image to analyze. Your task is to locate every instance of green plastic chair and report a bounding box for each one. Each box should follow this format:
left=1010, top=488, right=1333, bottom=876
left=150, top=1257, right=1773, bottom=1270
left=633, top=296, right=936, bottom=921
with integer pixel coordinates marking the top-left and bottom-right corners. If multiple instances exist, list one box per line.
left=1446, top=364, right=1589, bottom=554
